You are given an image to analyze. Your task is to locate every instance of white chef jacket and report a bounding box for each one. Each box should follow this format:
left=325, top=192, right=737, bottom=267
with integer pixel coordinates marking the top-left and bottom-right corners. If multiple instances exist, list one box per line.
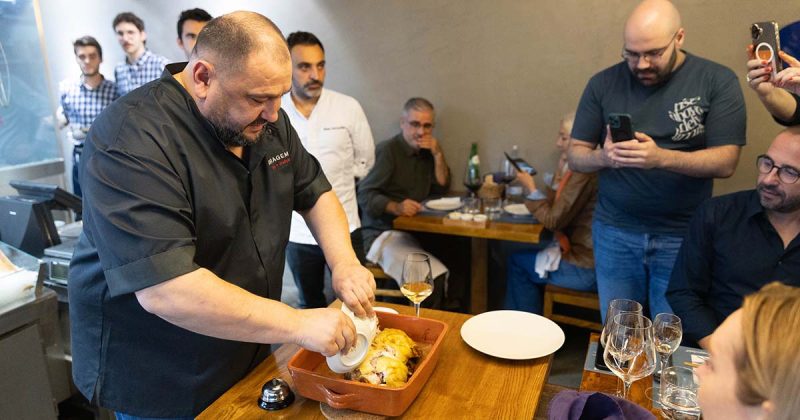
left=283, top=88, right=375, bottom=245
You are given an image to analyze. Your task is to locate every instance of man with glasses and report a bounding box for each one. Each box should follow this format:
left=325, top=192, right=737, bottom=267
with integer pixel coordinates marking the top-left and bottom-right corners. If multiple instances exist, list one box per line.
left=567, top=0, right=746, bottom=320
left=357, top=98, right=451, bottom=307
left=667, top=126, right=800, bottom=349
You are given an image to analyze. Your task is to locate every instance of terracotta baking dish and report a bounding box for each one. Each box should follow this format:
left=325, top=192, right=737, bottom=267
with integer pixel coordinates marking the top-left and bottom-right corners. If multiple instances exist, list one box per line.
left=287, top=311, right=449, bottom=416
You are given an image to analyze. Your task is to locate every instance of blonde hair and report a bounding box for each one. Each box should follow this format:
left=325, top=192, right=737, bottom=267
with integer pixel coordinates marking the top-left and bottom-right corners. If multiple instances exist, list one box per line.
left=736, top=282, right=800, bottom=419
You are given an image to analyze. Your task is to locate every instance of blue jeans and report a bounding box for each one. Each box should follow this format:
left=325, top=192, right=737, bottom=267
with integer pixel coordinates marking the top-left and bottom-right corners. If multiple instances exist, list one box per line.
left=115, top=413, right=194, bottom=420
left=504, top=250, right=597, bottom=314
left=592, top=220, right=682, bottom=321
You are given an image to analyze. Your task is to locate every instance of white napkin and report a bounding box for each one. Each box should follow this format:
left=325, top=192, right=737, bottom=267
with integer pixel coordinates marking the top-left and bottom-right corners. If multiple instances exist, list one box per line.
left=534, top=241, right=561, bottom=278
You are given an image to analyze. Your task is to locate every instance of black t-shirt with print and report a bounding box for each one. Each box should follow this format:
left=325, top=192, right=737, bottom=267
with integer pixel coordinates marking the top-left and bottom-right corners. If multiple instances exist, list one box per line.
left=572, top=52, right=746, bottom=235
left=68, top=64, right=331, bottom=417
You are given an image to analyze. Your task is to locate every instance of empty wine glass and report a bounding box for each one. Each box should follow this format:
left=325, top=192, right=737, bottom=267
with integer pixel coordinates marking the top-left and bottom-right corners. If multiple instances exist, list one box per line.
left=603, top=313, right=658, bottom=400
left=653, top=313, right=683, bottom=377
left=597, top=299, right=643, bottom=389
left=400, top=253, right=434, bottom=317
left=660, top=366, right=701, bottom=420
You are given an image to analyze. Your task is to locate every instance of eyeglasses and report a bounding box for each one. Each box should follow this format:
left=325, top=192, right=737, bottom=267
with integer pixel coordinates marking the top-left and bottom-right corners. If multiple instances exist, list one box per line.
left=621, top=31, right=678, bottom=63
left=406, top=121, right=435, bottom=131
left=757, top=155, right=800, bottom=184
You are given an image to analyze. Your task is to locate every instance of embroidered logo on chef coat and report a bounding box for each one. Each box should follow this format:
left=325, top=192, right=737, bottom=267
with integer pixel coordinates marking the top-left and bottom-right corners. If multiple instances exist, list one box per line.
left=266, top=151, right=291, bottom=170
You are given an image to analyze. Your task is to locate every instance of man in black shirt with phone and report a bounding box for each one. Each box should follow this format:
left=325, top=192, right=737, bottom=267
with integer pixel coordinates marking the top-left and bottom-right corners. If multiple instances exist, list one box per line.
left=567, top=0, right=746, bottom=320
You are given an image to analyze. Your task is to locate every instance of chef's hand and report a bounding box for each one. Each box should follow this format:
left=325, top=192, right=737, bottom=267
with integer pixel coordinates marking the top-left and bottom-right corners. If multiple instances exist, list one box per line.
left=332, top=262, right=376, bottom=318
left=294, top=308, right=356, bottom=356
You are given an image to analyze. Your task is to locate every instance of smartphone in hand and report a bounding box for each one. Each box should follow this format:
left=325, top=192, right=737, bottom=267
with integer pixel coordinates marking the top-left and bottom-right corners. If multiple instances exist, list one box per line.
left=751, top=21, right=783, bottom=77
left=608, top=113, right=634, bottom=142
left=504, top=152, right=537, bottom=175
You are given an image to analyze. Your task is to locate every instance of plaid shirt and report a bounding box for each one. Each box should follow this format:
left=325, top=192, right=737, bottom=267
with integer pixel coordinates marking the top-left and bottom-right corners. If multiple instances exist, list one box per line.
left=114, top=49, right=169, bottom=97
left=59, top=76, right=118, bottom=145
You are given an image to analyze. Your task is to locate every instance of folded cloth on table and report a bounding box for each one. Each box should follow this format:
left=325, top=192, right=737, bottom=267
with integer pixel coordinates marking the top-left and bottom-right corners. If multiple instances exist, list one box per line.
left=548, top=390, right=657, bottom=420
left=366, top=230, right=449, bottom=292
left=535, top=241, right=561, bottom=278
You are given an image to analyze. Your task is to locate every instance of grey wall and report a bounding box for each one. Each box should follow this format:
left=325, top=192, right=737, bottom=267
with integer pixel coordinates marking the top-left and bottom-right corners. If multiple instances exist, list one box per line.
left=39, top=0, right=797, bottom=195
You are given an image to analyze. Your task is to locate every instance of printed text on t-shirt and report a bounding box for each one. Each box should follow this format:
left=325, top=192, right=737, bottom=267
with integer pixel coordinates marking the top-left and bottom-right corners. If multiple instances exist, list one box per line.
left=669, top=96, right=705, bottom=141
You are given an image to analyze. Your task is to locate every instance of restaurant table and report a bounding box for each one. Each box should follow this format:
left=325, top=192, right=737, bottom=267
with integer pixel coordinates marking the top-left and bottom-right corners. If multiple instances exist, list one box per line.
left=198, top=302, right=553, bottom=419
left=579, top=333, right=663, bottom=419
left=393, top=215, right=544, bottom=314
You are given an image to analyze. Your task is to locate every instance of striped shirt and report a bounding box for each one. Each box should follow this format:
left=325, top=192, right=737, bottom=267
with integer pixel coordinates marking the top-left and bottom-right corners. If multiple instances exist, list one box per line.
left=59, top=76, right=117, bottom=145
left=114, top=49, right=169, bottom=97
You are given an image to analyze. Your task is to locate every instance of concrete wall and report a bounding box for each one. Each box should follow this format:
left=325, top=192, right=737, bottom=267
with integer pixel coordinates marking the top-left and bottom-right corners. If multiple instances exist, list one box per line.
left=39, top=0, right=798, bottom=195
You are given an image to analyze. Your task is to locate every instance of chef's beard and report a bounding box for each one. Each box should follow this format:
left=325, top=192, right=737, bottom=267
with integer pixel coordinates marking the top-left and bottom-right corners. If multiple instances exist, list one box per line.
left=206, top=115, right=269, bottom=148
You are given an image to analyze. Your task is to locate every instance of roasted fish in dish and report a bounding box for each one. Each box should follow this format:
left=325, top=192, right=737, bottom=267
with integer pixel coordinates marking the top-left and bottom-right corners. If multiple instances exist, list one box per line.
left=345, top=328, right=421, bottom=387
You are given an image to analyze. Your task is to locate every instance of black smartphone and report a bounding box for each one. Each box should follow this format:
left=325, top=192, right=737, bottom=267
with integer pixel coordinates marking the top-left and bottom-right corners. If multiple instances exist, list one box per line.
left=608, top=113, right=633, bottom=142
left=504, top=152, right=537, bottom=175
left=751, top=21, right=783, bottom=75
left=594, top=340, right=611, bottom=371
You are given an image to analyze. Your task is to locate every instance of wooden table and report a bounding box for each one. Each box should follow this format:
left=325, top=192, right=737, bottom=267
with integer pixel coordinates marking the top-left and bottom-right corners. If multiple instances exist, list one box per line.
left=579, top=333, right=663, bottom=419
left=393, top=215, right=543, bottom=314
left=198, top=302, right=552, bottom=419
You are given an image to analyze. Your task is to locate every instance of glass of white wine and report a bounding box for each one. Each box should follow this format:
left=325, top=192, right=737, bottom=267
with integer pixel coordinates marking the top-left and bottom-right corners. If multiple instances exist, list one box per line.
left=400, top=253, right=434, bottom=317
left=653, top=313, right=683, bottom=377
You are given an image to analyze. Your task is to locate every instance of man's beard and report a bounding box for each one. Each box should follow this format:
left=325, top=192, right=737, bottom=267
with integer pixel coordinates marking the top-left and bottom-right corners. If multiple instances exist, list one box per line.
left=757, top=182, right=800, bottom=213
left=207, top=114, right=269, bottom=148
left=633, top=47, right=678, bottom=86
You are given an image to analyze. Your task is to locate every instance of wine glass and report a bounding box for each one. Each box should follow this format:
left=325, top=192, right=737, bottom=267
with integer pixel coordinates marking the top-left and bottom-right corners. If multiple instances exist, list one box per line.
left=659, top=366, right=701, bottom=420
left=603, top=313, right=658, bottom=400
left=653, top=313, right=683, bottom=378
left=463, top=162, right=483, bottom=197
left=400, top=253, right=434, bottom=317
left=597, top=299, right=643, bottom=388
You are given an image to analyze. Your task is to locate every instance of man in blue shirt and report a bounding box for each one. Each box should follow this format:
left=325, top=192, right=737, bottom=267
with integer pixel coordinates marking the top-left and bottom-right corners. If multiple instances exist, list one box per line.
left=567, top=0, right=746, bottom=319
left=57, top=36, right=117, bottom=196
left=112, top=12, right=169, bottom=97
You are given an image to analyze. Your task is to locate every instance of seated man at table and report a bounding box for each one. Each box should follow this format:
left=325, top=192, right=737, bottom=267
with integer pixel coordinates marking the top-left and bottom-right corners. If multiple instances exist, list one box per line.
left=357, top=97, right=451, bottom=307
left=504, top=112, right=598, bottom=314
left=666, top=126, right=800, bottom=349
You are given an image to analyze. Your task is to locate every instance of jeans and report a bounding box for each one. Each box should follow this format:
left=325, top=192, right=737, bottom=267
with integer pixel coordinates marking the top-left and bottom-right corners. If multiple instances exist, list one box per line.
left=115, top=413, right=194, bottom=420
left=504, top=250, right=597, bottom=314
left=592, top=220, right=682, bottom=321
left=285, top=241, right=330, bottom=309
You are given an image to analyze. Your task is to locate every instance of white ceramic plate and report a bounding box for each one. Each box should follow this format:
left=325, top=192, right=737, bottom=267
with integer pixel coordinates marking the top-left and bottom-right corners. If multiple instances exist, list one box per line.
left=460, top=310, right=565, bottom=360
left=504, top=203, right=531, bottom=216
left=425, top=198, right=463, bottom=211
left=373, top=306, right=399, bottom=314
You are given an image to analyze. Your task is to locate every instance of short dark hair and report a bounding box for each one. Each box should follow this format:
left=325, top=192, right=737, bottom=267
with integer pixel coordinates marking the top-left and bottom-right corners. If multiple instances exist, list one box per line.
left=403, top=97, right=435, bottom=115
left=177, top=8, right=213, bottom=38
left=286, top=31, right=324, bottom=52
left=194, top=12, right=288, bottom=73
left=73, top=36, right=103, bottom=59
left=112, top=12, right=145, bottom=32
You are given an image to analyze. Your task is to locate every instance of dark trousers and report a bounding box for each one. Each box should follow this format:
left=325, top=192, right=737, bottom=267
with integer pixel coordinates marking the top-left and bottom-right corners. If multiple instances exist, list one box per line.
left=286, top=242, right=330, bottom=309
left=286, top=231, right=367, bottom=309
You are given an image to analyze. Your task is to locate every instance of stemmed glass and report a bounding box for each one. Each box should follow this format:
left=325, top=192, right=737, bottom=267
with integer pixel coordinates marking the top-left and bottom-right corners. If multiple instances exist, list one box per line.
left=659, top=366, right=701, bottom=420
left=653, top=313, right=683, bottom=378
left=400, top=253, right=434, bottom=317
left=603, top=313, right=658, bottom=400
left=597, top=299, right=643, bottom=380
left=463, top=162, right=483, bottom=197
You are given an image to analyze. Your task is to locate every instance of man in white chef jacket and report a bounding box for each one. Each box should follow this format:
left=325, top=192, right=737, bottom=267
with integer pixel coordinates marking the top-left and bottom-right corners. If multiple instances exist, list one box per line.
left=282, top=31, right=376, bottom=308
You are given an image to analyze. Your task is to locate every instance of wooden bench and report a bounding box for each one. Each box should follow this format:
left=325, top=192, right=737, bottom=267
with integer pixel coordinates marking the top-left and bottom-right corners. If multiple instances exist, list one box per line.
left=542, top=285, right=602, bottom=331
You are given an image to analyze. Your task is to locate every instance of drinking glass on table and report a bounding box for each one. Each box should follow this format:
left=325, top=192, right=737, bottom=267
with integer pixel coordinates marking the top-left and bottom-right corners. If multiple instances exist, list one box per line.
left=400, top=253, right=434, bottom=317
left=653, top=313, right=683, bottom=377
left=597, top=299, right=644, bottom=384
left=603, top=313, right=658, bottom=400
left=659, top=366, right=701, bottom=420
left=463, top=164, right=483, bottom=197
